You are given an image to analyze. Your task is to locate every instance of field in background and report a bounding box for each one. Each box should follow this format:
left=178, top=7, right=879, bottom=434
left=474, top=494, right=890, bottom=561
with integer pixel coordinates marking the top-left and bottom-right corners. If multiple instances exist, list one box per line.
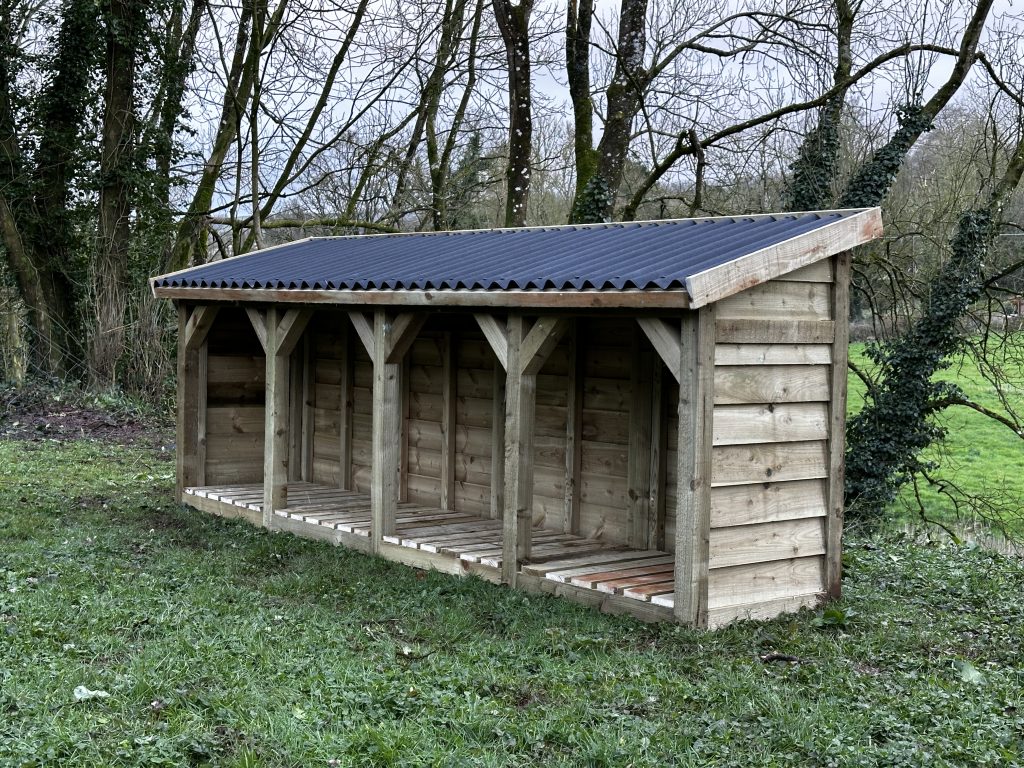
left=847, top=343, right=1024, bottom=536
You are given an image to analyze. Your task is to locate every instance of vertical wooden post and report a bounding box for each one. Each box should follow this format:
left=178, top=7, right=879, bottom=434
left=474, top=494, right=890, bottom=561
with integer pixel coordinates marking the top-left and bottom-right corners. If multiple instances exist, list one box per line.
left=196, top=342, right=208, bottom=488
left=563, top=319, right=583, bottom=535
left=440, top=331, right=458, bottom=510
left=176, top=304, right=199, bottom=503
left=648, top=365, right=667, bottom=551
left=338, top=324, right=353, bottom=490
left=263, top=306, right=291, bottom=527
left=627, top=328, right=654, bottom=548
left=300, top=333, right=315, bottom=482
left=673, top=306, right=715, bottom=627
left=825, top=252, right=852, bottom=599
left=490, top=357, right=506, bottom=520
left=400, top=355, right=411, bottom=502
left=502, top=314, right=536, bottom=584
left=288, top=351, right=304, bottom=482
left=371, top=310, right=403, bottom=551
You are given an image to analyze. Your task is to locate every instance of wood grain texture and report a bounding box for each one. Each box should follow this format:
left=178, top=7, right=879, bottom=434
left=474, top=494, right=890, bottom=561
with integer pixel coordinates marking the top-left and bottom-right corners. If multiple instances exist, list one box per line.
left=502, top=314, right=536, bottom=583
left=348, top=311, right=375, bottom=357
left=714, top=343, right=832, bottom=366
left=709, top=478, right=827, bottom=528
left=263, top=307, right=290, bottom=526
left=712, top=403, right=829, bottom=446
left=826, top=251, right=851, bottom=598
left=155, top=285, right=693, bottom=309
left=711, top=440, right=828, bottom=486
left=371, top=311, right=404, bottom=550
left=184, top=305, right=219, bottom=351
left=627, top=332, right=654, bottom=548
left=707, top=555, right=825, bottom=610
left=637, top=317, right=681, bottom=382
left=716, top=281, right=831, bottom=320
left=714, top=365, right=830, bottom=405
left=674, top=306, right=715, bottom=626
left=474, top=313, right=508, bottom=370
left=685, top=207, right=881, bottom=307
left=708, top=517, right=826, bottom=570
left=564, top=322, right=583, bottom=534
left=716, top=319, right=835, bottom=345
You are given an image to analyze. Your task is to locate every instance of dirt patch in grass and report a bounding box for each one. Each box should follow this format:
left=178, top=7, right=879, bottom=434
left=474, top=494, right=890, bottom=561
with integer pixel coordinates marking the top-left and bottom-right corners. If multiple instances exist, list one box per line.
left=0, top=384, right=171, bottom=447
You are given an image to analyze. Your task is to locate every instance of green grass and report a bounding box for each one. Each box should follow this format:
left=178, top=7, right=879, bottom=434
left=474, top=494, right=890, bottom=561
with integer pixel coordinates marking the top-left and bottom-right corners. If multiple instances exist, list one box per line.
left=847, top=343, right=1024, bottom=533
left=2, top=438, right=1023, bottom=767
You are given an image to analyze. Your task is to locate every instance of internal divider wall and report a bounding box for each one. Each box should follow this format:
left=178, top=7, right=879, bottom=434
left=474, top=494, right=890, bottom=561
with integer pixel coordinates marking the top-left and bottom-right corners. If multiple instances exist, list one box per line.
left=204, top=307, right=266, bottom=485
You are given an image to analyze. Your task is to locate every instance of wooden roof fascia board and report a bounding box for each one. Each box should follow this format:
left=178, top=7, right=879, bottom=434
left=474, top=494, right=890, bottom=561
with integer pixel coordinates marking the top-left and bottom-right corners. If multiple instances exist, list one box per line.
left=151, top=286, right=693, bottom=309
left=684, top=207, right=882, bottom=309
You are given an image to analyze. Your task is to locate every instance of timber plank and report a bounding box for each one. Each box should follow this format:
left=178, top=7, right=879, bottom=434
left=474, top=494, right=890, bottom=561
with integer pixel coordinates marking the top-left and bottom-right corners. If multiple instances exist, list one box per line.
left=714, top=365, right=830, bottom=404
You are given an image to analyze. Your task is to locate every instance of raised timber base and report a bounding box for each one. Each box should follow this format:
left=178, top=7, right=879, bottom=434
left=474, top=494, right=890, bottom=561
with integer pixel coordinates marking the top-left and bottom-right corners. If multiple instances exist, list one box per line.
left=183, top=483, right=678, bottom=622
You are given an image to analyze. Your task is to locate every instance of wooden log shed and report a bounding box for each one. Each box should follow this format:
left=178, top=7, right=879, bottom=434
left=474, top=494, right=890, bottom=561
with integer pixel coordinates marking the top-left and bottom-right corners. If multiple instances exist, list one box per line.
left=152, top=208, right=882, bottom=628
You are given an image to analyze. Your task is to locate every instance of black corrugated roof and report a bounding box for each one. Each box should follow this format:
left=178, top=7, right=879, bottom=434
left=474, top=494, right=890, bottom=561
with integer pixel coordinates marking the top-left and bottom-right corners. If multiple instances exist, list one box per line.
left=153, top=210, right=869, bottom=293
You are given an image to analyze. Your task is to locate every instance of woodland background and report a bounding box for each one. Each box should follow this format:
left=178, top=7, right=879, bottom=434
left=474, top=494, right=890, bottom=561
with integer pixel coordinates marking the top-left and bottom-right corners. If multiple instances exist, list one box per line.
left=2, top=0, right=1024, bottom=525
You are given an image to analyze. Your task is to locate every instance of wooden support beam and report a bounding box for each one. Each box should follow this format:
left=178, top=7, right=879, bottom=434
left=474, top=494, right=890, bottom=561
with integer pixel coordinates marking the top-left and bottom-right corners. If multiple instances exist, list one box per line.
left=176, top=305, right=200, bottom=502
left=637, top=317, right=681, bottom=384
left=440, top=331, right=457, bottom=510
left=300, top=334, right=315, bottom=482
left=385, top=312, right=429, bottom=363
left=263, top=306, right=291, bottom=526
left=490, top=357, right=506, bottom=521
left=674, top=306, right=716, bottom=627
left=370, top=310, right=404, bottom=551
left=627, top=329, right=654, bottom=549
left=648, top=367, right=667, bottom=550
left=563, top=320, right=583, bottom=535
left=288, top=353, right=302, bottom=482
left=338, top=325, right=353, bottom=490
left=245, top=307, right=268, bottom=353
left=184, top=305, right=219, bottom=351
left=275, top=308, right=312, bottom=357
left=348, top=311, right=375, bottom=357
left=474, top=313, right=508, bottom=370
left=196, top=343, right=208, bottom=489
left=502, top=314, right=537, bottom=584
left=825, top=251, right=851, bottom=599
left=520, top=316, right=571, bottom=376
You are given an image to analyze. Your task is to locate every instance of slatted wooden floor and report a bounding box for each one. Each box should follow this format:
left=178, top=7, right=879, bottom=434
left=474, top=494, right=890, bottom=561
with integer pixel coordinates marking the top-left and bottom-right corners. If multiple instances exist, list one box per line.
left=184, top=483, right=675, bottom=608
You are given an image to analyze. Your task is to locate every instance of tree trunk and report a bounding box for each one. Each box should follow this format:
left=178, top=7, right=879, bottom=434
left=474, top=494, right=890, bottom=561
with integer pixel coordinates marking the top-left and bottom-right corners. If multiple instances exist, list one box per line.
left=90, top=0, right=141, bottom=387
left=492, top=0, right=532, bottom=227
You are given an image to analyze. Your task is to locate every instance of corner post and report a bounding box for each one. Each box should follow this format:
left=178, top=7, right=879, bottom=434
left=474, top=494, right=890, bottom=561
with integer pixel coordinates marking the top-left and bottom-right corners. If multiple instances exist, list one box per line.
left=673, top=305, right=715, bottom=627
left=502, top=314, right=535, bottom=584
left=263, top=306, right=290, bottom=527
left=176, top=304, right=198, bottom=503
left=177, top=303, right=218, bottom=503
left=825, top=252, right=852, bottom=598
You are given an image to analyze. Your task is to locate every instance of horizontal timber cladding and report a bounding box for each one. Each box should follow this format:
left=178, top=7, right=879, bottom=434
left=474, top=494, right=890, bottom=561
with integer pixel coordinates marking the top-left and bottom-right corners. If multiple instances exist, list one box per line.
left=309, top=312, right=350, bottom=487
left=705, top=267, right=837, bottom=620
left=204, top=308, right=265, bottom=485
left=575, top=318, right=636, bottom=544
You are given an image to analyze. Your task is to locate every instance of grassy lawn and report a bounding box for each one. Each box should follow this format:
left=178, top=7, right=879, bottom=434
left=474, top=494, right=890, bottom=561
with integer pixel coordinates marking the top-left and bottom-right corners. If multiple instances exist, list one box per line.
left=1, top=438, right=1022, bottom=767
left=847, top=344, right=1024, bottom=535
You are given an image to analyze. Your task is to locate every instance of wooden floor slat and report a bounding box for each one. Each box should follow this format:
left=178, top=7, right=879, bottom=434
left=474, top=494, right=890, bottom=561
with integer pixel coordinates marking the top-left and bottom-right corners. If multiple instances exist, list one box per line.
left=186, top=484, right=675, bottom=608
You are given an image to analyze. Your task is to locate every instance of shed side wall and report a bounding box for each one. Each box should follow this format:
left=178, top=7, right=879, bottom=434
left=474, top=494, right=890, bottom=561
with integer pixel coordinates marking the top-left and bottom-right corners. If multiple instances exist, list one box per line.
left=704, top=260, right=836, bottom=626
